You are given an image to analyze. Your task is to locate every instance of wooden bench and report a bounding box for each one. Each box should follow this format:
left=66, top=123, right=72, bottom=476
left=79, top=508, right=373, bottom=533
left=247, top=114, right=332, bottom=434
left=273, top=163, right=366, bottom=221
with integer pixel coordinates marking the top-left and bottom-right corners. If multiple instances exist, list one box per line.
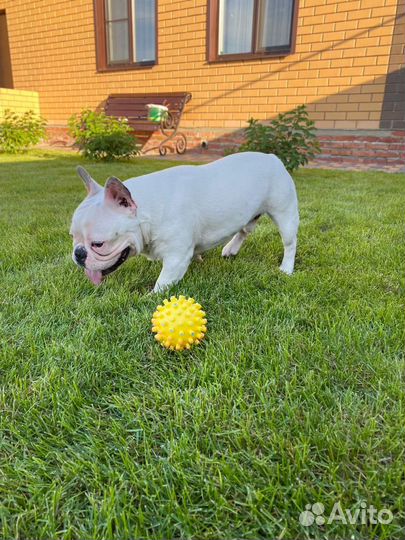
left=105, top=92, right=192, bottom=156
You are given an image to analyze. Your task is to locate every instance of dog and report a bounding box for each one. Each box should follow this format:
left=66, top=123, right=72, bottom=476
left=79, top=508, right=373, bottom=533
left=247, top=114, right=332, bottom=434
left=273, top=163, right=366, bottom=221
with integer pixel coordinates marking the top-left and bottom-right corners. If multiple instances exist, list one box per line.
left=70, top=152, right=299, bottom=292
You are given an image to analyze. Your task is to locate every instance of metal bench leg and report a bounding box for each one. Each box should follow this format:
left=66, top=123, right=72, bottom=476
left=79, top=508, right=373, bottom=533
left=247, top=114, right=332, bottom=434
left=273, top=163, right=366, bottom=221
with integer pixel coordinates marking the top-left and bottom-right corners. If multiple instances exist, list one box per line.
left=175, top=133, right=187, bottom=154
left=159, top=111, right=188, bottom=155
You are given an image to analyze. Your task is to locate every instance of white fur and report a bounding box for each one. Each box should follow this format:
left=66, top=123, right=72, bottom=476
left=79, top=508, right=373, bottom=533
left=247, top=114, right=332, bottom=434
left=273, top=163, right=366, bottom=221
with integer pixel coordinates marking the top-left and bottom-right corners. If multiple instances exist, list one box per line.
left=70, top=152, right=299, bottom=291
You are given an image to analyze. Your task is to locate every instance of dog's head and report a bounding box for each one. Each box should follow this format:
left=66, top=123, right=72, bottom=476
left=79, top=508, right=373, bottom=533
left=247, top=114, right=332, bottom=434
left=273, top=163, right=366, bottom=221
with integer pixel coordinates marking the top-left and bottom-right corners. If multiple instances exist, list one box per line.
left=70, top=166, right=138, bottom=285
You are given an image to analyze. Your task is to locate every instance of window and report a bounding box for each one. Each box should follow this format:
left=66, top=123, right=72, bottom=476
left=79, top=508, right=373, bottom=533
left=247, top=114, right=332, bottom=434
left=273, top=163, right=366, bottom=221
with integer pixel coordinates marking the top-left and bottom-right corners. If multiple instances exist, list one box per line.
left=94, top=0, right=157, bottom=71
left=208, top=0, right=298, bottom=62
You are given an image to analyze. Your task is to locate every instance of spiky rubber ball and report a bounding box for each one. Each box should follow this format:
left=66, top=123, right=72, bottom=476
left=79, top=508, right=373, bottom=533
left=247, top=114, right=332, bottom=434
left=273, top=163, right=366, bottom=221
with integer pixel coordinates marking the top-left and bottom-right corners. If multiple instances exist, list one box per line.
left=152, top=296, right=207, bottom=351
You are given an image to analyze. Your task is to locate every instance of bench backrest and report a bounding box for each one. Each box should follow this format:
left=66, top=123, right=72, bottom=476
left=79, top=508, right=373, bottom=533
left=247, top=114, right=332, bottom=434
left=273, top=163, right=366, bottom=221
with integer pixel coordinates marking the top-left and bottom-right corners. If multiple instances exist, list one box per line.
left=105, top=92, right=191, bottom=133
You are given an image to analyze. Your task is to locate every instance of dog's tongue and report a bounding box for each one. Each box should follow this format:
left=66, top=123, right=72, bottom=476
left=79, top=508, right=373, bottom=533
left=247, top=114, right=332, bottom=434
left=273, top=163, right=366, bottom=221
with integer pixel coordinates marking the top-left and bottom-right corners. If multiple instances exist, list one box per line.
left=85, top=269, right=103, bottom=286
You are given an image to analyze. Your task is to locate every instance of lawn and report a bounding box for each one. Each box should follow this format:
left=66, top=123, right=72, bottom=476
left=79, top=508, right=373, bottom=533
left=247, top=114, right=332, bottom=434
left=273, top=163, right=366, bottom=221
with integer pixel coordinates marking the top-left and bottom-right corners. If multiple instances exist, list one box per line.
left=0, top=151, right=404, bottom=540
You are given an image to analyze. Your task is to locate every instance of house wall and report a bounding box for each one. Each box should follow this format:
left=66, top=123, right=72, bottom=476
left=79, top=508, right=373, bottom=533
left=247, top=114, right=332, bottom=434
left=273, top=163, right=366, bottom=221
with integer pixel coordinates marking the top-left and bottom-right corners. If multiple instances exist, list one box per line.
left=1, top=0, right=402, bottom=126
left=0, top=0, right=403, bottom=169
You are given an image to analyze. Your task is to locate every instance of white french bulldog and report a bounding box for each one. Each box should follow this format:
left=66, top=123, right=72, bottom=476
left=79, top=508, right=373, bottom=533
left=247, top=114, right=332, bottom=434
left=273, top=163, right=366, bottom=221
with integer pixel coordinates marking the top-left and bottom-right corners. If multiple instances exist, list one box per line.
left=70, top=152, right=299, bottom=292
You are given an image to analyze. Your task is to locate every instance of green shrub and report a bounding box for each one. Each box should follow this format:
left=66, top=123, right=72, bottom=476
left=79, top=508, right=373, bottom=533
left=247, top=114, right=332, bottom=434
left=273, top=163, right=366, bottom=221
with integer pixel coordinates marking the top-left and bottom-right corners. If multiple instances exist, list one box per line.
left=68, top=109, right=140, bottom=161
left=229, top=105, right=320, bottom=172
left=0, top=109, right=47, bottom=153
left=84, top=132, right=141, bottom=161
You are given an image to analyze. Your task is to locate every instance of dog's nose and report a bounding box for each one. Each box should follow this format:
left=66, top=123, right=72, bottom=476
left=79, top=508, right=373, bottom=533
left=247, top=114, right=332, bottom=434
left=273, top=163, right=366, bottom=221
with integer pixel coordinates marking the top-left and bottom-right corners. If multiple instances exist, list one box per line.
left=74, top=245, right=87, bottom=266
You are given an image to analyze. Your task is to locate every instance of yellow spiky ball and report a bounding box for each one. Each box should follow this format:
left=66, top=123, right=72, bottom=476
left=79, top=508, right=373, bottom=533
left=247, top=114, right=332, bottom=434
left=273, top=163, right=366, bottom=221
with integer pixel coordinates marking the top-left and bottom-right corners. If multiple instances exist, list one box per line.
left=152, top=295, right=207, bottom=351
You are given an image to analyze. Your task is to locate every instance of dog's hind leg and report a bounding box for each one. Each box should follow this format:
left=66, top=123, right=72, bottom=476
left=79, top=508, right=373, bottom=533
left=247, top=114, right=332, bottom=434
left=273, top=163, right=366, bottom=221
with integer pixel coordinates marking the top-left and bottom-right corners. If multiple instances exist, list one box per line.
left=269, top=203, right=299, bottom=275
left=222, top=216, right=260, bottom=258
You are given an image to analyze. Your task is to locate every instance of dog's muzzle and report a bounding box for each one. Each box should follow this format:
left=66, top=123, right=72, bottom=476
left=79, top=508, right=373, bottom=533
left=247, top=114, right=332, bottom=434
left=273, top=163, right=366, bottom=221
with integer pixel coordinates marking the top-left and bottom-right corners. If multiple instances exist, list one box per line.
left=101, top=246, right=131, bottom=276
left=82, top=246, right=131, bottom=285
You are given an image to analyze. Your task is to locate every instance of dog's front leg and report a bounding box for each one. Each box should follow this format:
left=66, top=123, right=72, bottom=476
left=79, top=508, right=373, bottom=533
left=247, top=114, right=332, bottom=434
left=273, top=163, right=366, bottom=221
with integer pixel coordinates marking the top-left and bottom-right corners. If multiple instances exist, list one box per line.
left=153, top=251, right=193, bottom=293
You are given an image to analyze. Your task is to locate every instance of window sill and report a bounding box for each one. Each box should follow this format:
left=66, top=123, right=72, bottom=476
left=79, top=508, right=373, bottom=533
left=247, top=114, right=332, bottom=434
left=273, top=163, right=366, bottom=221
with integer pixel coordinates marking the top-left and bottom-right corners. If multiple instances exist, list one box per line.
left=207, top=50, right=293, bottom=63
left=96, top=61, right=156, bottom=73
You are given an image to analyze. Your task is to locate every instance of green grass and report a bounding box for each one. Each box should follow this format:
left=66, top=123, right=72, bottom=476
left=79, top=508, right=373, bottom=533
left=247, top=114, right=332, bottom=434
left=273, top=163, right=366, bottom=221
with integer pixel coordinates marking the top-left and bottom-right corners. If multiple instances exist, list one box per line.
left=0, top=150, right=404, bottom=540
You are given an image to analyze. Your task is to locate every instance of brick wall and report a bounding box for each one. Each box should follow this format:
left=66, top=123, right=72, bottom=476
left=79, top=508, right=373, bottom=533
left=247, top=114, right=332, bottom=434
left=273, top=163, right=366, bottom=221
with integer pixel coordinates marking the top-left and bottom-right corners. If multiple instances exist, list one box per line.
left=140, top=127, right=405, bottom=171
left=314, top=130, right=405, bottom=169
left=380, top=0, right=405, bottom=129
left=0, top=0, right=402, bottom=131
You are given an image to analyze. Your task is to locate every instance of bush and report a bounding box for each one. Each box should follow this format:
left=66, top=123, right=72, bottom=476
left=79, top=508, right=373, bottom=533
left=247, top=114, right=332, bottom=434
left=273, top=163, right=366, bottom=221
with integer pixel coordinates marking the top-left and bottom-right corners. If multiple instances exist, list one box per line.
left=68, top=109, right=140, bottom=161
left=84, top=132, right=141, bottom=161
left=230, top=105, right=320, bottom=172
left=0, top=109, right=47, bottom=153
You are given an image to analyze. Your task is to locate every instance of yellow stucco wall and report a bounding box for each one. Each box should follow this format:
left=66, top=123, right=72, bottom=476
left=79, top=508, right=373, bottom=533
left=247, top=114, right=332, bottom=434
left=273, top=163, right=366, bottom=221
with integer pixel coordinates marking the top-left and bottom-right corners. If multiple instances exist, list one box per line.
left=0, top=0, right=402, bottom=130
left=0, top=88, right=40, bottom=118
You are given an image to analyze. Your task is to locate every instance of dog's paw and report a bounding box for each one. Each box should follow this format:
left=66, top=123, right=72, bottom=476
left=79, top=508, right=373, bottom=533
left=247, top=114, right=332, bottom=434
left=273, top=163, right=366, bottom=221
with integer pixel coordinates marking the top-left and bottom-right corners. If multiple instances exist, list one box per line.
left=145, top=288, right=157, bottom=296
left=221, top=243, right=239, bottom=258
left=279, top=263, right=294, bottom=275
left=153, top=282, right=171, bottom=293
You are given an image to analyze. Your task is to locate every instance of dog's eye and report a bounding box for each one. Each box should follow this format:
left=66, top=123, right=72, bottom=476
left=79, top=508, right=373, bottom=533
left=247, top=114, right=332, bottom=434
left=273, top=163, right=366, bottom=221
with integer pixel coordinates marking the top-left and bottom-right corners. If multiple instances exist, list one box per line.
left=91, top=241, right=104, bottom=248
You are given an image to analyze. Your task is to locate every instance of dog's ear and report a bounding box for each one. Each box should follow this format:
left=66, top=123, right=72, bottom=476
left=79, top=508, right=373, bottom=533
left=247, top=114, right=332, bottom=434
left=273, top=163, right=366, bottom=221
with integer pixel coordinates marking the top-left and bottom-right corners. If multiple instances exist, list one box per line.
left=105, top=176, right=137, bottom=214
left=76, top=166, right=102, bottom=196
